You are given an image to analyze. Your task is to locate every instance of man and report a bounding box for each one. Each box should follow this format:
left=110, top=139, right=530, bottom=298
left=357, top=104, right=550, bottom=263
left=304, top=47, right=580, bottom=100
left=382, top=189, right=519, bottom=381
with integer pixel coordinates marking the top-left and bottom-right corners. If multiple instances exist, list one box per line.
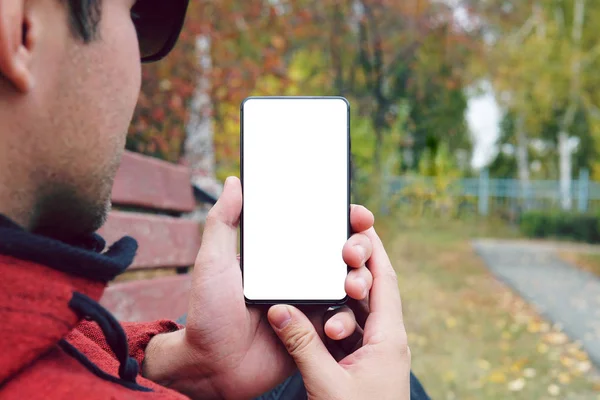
left=0, top=1, right=429, bottom=399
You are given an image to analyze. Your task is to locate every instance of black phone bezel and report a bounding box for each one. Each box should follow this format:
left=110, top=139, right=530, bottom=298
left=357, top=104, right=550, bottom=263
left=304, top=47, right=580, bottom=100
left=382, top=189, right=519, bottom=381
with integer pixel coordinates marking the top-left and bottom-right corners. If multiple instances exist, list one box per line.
left=240, top=96, right=351, bottom=306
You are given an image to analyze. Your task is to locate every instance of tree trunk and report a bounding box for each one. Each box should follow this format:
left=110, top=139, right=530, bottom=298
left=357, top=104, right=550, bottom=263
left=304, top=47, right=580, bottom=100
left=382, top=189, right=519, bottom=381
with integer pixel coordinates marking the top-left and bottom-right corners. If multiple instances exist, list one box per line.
left=558, top=0, right=585, bottom=210
left=515, top=114, right=531, bottom=208
left=183, top=35, right=222, bottom=221
left=558, top=130, right=573, bottom=210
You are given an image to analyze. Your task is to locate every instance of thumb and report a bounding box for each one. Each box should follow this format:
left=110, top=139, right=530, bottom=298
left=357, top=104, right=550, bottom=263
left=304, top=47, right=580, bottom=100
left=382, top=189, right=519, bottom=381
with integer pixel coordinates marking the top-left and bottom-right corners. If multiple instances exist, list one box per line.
left=268, top=305, right=342, bottom=391
left=196, top=176, right=242, bottom=267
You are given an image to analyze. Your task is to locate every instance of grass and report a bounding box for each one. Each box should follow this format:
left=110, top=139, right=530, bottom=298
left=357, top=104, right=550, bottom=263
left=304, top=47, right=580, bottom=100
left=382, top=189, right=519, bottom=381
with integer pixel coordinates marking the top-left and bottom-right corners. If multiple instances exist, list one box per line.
left=377, top=214, right=600, bottom=400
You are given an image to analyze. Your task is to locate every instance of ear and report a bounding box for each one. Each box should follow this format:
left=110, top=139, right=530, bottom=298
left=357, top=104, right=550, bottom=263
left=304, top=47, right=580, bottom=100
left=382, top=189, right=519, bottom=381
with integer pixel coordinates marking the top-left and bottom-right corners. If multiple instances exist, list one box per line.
left=0, top=0, right=34, bottom=92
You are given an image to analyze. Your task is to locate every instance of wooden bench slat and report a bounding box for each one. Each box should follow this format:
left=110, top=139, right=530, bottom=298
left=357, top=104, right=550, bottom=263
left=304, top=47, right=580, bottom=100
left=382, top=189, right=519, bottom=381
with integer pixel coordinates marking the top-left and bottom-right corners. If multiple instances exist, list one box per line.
left=100, top=275, right=192, bottom=322
left=98, top=211, right=201, bottom=269
left=111, top=151, right=196, bottom=213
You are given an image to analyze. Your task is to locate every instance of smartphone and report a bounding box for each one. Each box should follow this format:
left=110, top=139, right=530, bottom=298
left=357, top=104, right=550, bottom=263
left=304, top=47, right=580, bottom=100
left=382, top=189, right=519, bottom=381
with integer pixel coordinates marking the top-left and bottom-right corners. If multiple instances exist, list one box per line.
left=241, top=96, right=350, bottom=305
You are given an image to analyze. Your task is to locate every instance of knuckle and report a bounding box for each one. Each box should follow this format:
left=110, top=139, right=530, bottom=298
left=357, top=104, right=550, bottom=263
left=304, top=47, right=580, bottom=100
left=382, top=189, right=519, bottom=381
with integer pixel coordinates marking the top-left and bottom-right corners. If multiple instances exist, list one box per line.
left=285, top=328, right=318, bottom=356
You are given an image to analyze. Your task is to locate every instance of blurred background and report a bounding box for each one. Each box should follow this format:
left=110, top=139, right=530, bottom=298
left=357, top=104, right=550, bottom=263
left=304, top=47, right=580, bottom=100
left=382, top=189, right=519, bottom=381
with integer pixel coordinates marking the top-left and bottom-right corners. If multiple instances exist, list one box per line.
left=125, top=1, right=600, bottom=398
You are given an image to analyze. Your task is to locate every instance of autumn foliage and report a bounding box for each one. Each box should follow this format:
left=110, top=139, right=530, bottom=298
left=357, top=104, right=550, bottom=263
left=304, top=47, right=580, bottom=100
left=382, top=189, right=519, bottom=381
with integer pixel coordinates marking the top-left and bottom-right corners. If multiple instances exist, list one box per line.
left=126, top=0, right=476, bottom=182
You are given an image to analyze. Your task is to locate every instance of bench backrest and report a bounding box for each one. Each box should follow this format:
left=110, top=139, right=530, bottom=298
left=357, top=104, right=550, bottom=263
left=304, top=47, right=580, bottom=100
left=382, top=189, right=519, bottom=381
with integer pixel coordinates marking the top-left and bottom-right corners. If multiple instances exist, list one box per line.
left=99, top=151, right=206, bottom=322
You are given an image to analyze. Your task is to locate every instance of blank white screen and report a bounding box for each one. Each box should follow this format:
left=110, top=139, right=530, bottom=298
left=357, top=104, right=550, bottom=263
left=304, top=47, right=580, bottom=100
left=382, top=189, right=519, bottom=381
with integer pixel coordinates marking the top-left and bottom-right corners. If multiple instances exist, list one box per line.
left=242, top=97, right=349, bottom=302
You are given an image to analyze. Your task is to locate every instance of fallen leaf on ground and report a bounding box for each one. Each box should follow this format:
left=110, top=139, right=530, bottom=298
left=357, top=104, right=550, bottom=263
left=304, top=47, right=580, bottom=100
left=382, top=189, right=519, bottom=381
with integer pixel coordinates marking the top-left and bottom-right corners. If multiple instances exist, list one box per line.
left=488, top=371, right=507, bottom=383
left=558, top=372, right=571, bottom=384
left=527, top=321, right=541, bottom=333
left=560, top=355, right=575, bottom=368
left=523, top=368, right=536, bottom=378
left=477, top=359, right=491, bottom=370
left=544, top=332, right=568, bottom=345
left=442, top=371, right=456, bottom=383
left=510, top=358, right=528, bottom=373
left=548, top=384, right=561, bottom=396
left=508, top=378, right=526, bottom=391
left=445, top=317, right=457, bottom=329
left=576, top=360, right=592, bottom=373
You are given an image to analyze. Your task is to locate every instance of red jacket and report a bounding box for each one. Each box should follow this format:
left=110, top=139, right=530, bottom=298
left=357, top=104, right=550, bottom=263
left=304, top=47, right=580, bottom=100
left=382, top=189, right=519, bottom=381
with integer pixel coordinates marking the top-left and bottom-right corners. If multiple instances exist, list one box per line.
left=0, top=216, right=191, bottom=399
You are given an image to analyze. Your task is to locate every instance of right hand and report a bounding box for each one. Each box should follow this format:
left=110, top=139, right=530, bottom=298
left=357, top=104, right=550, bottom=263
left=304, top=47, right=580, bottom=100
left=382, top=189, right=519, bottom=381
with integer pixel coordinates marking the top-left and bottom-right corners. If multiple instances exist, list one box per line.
left=267, top=227, right=411, bottom=400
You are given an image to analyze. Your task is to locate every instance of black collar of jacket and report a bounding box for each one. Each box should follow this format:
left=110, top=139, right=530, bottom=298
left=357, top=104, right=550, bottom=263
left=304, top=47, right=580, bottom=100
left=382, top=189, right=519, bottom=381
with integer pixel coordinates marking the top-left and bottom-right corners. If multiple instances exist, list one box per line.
left=0, top=214, right=137, bottom=282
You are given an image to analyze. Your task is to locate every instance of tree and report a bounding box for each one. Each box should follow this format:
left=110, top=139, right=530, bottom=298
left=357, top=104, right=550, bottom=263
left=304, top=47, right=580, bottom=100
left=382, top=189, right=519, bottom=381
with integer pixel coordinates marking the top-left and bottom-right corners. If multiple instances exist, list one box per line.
left=468, top=0, right=600, bottom=209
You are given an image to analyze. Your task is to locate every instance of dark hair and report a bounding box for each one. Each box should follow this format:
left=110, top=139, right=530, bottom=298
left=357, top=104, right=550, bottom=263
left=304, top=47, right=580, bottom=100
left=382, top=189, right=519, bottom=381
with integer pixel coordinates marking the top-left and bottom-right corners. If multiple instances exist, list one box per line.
left=66, top=0, right=102, bottom=42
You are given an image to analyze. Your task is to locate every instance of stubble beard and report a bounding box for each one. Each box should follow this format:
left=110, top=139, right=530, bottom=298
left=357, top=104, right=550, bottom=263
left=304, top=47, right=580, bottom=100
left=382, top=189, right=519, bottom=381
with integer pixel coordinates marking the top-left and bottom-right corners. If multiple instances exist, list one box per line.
left=32, top=152, right=122, bottom=242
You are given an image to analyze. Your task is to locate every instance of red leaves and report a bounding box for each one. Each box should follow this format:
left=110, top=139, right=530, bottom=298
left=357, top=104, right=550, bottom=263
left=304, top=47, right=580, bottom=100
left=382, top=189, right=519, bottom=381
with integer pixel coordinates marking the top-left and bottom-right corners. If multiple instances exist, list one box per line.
left=151, top=107, right=166, bottom=122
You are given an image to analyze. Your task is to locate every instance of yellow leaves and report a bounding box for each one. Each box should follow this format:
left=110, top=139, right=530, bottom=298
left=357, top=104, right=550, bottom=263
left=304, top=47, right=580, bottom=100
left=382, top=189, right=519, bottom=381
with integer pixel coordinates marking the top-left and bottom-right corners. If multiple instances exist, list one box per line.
left=537, top=343, right=549, bottom=354
left=566, top=343, right=589, bottom=361
left=442, top=370, right=456, bottom=383
left=509, top=358, right=528, bottom=373
left=445, top=317, right=458, bottom=329
left=558, top=372, right=572, bottom=385
left=477, top=359, right=491, bottom=371
left=560, top=355, right=575, bottom=368
left=527, top=320, right=541, bottom=333
left=488, top=371, right=507, bottom=383
left=543, top=332, right=569, bottom=345
left=527, top=319, right=549, bottom=334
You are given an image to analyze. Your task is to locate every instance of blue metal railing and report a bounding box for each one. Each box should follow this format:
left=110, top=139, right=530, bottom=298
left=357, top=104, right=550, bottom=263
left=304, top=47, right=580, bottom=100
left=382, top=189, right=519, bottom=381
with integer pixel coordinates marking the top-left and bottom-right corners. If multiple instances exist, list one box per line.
left=388, top=169, right=600, bottom=215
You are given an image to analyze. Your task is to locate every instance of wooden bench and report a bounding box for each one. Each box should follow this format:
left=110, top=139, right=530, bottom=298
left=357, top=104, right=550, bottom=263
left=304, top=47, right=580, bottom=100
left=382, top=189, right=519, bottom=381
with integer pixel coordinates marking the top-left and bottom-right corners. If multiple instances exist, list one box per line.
left=99, top=150, right=215, bottom=322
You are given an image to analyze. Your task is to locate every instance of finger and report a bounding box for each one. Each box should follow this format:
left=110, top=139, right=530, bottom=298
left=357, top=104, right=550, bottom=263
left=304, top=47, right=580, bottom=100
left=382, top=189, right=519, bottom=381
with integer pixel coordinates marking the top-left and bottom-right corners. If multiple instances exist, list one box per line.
left=345, top=266, right=373, bottom=300
left=324, top=306, right=357, bottom=341
left=342, top=233, right=372, bottom=269
left=194, top=177, right=242, bottom=272
left=324, top=309, right=364, bottom=360
left=350, top=205, right=374, bottom=233
left=362, top=228, right=405, bottom=343
left=268, top=305, right=342, bottom=389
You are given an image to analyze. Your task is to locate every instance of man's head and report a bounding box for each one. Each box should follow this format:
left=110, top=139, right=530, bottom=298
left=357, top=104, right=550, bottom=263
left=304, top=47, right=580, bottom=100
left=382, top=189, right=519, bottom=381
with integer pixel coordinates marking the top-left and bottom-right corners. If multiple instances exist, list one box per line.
left=0, top=0, right=187, bottom=240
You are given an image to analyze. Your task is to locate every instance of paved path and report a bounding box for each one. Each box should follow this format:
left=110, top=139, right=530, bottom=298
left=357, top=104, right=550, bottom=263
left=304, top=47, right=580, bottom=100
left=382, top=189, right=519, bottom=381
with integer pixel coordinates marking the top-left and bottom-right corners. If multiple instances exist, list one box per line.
left=473, top=239, right=600, bottom=367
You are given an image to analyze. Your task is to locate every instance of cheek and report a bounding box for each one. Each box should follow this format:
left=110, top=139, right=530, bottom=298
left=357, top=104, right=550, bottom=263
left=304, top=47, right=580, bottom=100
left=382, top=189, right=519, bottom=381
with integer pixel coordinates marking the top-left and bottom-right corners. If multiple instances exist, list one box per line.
left=107, top=12, right=142, bottom=116
left=90, top=11, right=141, bottom=153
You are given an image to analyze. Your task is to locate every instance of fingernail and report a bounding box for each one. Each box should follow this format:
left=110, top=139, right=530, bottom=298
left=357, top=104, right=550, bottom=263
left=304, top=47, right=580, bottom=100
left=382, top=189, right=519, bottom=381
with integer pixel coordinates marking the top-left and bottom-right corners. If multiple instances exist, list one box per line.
left=270, top=306, right=292, bottom=329
left=224, top=176, right=232, bottom=189
left=329, top=319, right=344, bottom=338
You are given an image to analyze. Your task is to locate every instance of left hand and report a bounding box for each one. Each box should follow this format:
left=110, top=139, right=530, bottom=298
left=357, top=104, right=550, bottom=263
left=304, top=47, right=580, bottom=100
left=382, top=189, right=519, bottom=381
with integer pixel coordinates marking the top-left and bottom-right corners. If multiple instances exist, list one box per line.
left=142, top=177, right=374, bottom=399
